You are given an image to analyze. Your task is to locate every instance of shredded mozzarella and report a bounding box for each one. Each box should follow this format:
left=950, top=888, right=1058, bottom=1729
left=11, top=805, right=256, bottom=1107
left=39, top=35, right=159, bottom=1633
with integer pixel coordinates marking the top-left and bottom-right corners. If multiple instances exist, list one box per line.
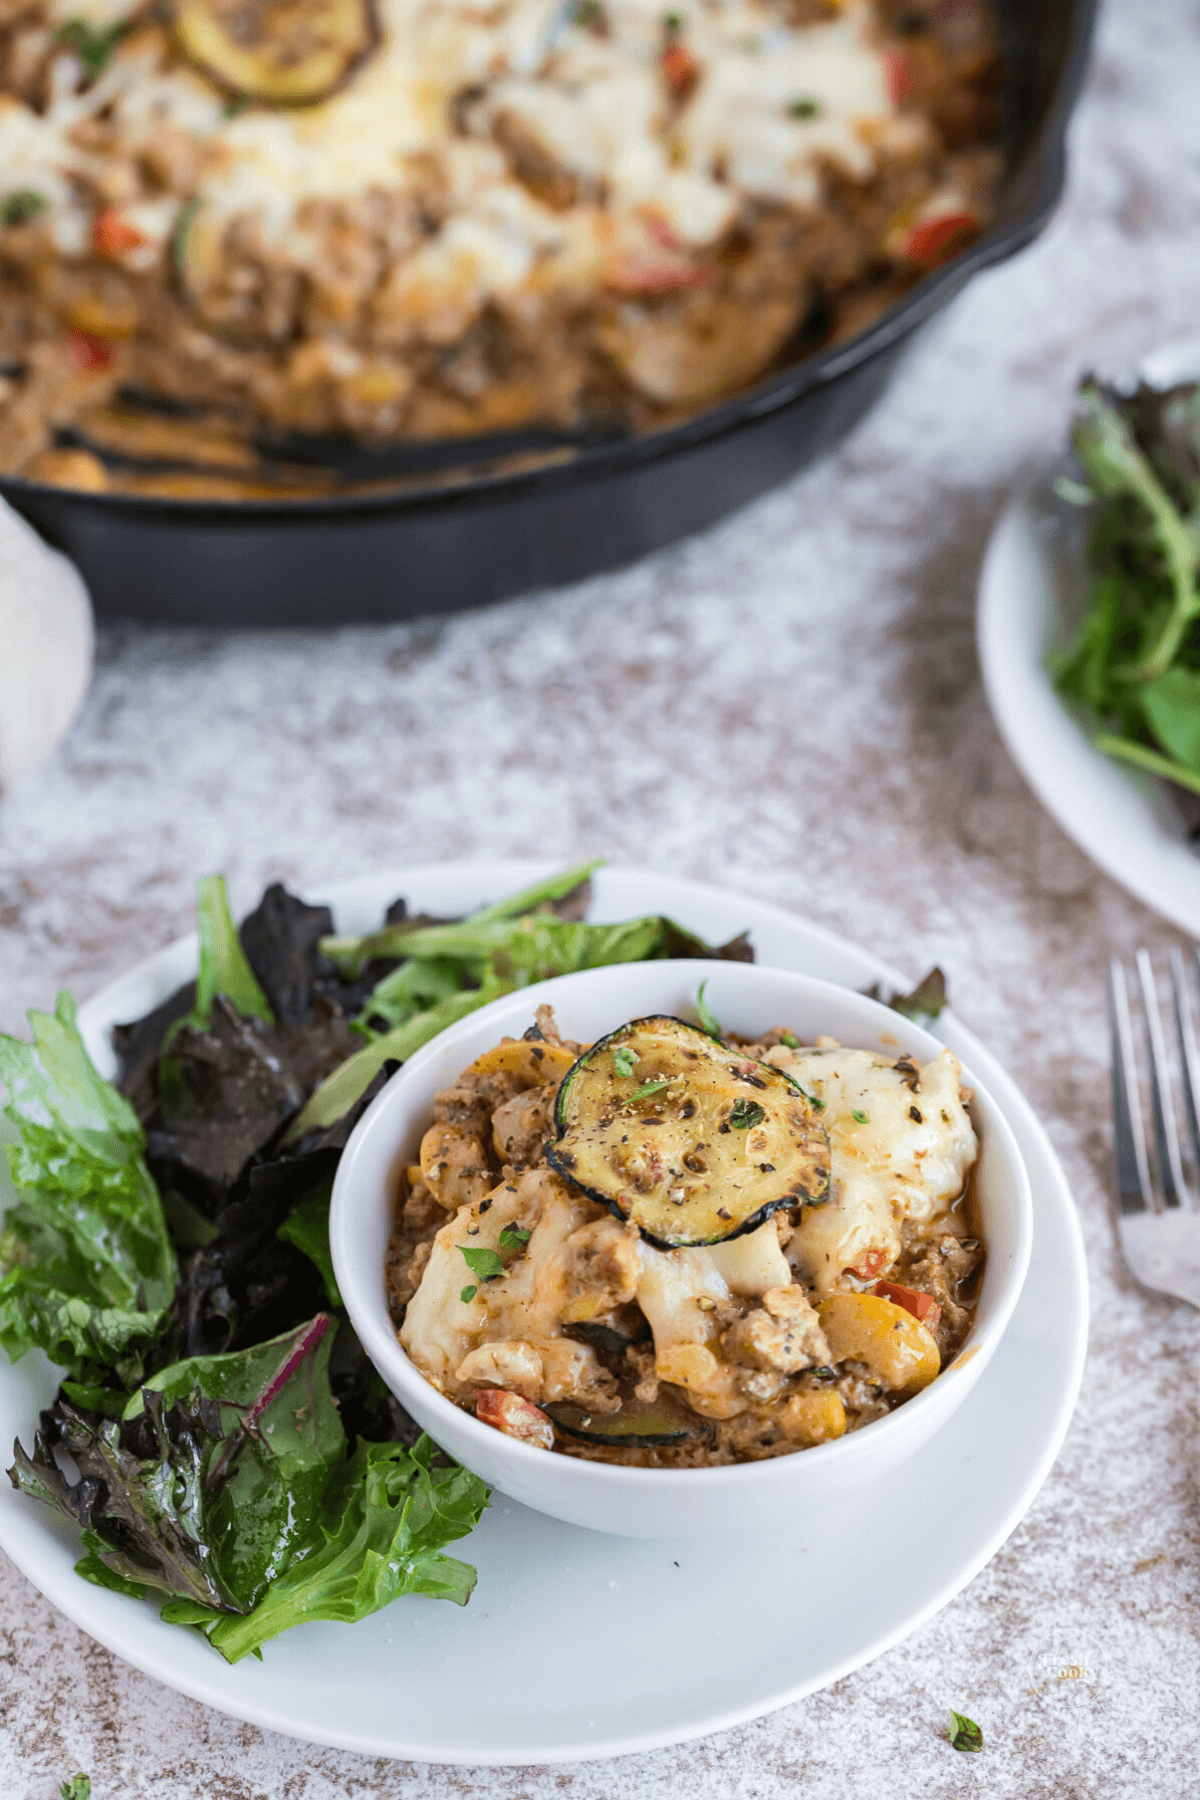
left=3, top=0, right=897, bottom=315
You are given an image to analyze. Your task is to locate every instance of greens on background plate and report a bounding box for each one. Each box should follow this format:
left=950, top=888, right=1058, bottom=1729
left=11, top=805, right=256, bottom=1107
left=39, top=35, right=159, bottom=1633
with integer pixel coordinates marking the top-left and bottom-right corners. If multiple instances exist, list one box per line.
left=1054, top=373, right=1200, bottom=796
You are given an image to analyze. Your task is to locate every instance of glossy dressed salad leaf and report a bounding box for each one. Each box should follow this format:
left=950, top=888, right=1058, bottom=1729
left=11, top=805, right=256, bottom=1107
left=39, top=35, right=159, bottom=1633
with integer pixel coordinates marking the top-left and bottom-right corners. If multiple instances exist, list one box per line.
left=163, top=1437, right=487, bottom=1663
left=0, top=993, right=176, bottom=1378
left=1054, top=376, right=1200, bottom=795
left=8, top=1315, right=488, bottom=1660
left=10, top=1316, right=343, bottom=1610
left=153, top=995, right=305, bottom=1191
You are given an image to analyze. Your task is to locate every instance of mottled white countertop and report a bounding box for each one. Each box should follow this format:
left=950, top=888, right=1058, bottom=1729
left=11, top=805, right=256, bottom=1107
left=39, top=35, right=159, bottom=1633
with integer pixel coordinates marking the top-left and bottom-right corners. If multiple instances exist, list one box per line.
left=3, top=0, right=1200, bottom=1792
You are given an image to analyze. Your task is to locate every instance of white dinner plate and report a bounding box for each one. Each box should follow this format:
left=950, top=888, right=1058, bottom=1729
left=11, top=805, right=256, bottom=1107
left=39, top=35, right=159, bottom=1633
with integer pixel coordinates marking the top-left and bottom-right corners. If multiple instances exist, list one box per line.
left=977, top=335, right=1200, bottom=939
left=0, top=862, right=1088, bottom=1766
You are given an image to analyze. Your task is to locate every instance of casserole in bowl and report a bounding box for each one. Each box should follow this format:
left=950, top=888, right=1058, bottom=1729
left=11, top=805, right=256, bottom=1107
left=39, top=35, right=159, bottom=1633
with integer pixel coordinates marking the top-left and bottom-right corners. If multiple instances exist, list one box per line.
left=330, top=959, right=1032, bottom=1536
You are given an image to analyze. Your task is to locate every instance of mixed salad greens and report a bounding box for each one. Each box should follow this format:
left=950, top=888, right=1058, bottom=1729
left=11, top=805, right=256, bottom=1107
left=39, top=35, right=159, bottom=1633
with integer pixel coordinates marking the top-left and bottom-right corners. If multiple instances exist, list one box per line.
left=1054, top=374, right=1200, bottom=797
left=0, top=860, right=752, bottom=1660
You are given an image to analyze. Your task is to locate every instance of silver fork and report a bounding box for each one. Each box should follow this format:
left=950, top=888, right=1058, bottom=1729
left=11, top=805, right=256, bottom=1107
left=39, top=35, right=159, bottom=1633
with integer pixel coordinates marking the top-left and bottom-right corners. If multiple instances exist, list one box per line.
left=1109, top=949, right=1200, bottom=1307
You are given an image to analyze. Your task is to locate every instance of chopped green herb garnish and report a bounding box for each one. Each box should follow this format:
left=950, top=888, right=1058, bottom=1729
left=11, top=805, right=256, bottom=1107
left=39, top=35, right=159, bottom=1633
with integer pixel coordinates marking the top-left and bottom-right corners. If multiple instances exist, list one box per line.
left=788, top=95, right=820, bottom=118
left=664, top=9, right=683, bottom=27
left=460, top=1284, right=478, bottom=1304
left=56, top=17, right=129, bottom=81
left=695, top=979, right=723, bottom=1040
left=460, top=1245, right=506, bottom=1284
left=612, top=1046, right=639, bottom=1078
left=629, top=1077, right=671, bottom=1102
left=780, top=1030, right=799, bottom=1048
left=60, top=1780, right=91, bottom=1800
left=571, top=0, right=606, bottom=26
left=948, top=1711, right=983, bottom=1753
left=729, top=1099, right=765, bottom=1129
left=497, top=1224, right=531, bottom=1250
left=2, top=190, right=46, bottom=227
left=852, top=1109, right=869, bottom=1124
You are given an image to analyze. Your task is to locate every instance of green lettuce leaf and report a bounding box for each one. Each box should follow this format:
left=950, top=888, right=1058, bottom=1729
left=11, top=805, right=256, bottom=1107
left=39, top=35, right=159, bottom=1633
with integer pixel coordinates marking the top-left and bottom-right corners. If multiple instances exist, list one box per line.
left=165, top=1436, right=489, bottom=1664
left=319, top=859, right=605, bottom=977
left=285, top=913, right=675, bottom=1141
left=1058, top=380, right=1200, bottom=697
left=185, top=874, right=274, bottom=1031
left=1139, top=665, right=1200, bottom=772
left=275, top=1182, right=341, bottom=1307
left=11, top=1315, right=345, bottom=1611
left=282, top=981, right=507, bottom=1142
left=0, top=992, right=176, bottom=1376
left=354, top=956, right=466, bottom=1034
left=160, top=875, right=274, bottom=1093
left=132, top=1314, right=345, bottom=1609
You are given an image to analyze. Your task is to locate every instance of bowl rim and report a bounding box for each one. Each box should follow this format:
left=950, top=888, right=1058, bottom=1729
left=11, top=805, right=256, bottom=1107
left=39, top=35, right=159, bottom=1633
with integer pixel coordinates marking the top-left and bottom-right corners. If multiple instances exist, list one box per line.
left=331, top=958, right=1034, bottom=1489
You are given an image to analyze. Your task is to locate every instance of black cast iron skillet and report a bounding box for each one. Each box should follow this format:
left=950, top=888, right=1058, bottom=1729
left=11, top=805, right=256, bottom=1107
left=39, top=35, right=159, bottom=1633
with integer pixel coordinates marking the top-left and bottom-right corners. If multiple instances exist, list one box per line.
left=1, top=0, right=1098, bottom=628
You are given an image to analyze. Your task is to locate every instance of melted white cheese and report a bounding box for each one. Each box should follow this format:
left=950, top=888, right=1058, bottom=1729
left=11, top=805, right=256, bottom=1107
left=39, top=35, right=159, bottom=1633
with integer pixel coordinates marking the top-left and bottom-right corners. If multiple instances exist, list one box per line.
left=4, top=0, right=897, bottom=323
left=768, top=1043, right=977, bottom=1296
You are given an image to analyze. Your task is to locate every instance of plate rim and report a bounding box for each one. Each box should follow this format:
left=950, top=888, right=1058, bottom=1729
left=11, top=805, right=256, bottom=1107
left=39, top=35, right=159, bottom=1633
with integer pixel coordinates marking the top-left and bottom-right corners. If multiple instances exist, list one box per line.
left=0, top=859, right=1089, bottom=1764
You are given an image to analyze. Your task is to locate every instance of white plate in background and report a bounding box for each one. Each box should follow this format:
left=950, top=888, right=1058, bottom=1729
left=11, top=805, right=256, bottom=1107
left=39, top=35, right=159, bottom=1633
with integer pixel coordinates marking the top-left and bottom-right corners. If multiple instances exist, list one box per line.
left=0, top=862, right=1089, bottom=1765
left=977, top=338, right=1200, bottom=939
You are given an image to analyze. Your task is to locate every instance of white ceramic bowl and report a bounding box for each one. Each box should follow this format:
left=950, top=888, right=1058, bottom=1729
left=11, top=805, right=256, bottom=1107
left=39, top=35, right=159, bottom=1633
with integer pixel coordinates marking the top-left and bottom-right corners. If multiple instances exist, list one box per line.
left=331, top=960, right=1032, bottom=1539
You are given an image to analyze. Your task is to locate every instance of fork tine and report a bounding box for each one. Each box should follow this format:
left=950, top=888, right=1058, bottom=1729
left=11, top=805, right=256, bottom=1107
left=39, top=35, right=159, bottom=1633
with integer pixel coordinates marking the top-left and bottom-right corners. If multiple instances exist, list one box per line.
left=1135, top=949, right=1188, bottom=1208
left=1169, top=945, right=1200, bottom=1199
left=1110, top=959, right=1155, bottom=1214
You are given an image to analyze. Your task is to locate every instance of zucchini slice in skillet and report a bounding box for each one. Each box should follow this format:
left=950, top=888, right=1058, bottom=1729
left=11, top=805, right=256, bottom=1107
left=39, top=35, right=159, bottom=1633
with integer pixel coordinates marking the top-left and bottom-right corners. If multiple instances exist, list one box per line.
left=546, top=1389, right=707, bottom=1447
left=546, top=1015, right=830, bottom=1249
left=175, top=0, right=378, bottom=107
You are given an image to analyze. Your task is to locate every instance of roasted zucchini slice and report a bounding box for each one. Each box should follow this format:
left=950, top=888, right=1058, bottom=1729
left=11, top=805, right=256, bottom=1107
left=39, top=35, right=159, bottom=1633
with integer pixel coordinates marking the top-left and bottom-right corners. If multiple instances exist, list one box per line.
left=569, top=1304, right=651, bottom=1357
left=546, top=1389, right=706, bottom=1447
left=175, top=0, right=379, bottom=106
left=547, top=1015, right=830, bottom=1249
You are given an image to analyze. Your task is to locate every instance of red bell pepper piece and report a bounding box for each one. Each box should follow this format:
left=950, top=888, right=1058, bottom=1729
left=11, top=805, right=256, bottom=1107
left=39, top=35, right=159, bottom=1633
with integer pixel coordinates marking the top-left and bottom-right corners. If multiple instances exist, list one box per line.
left=66, top=330, right=114, bottom=373
left=883, top=48, right=912, bottom=106
left=903, top=211, right=976, bottom=269
left=93, top=207, right=144, bottom=258
left=662, top=42, right=701, bottom=98
left=476, top=1389, right=555, bottom=1449
left=846, top=1248, right=888, bottom=1280
left=874, top=1279, right=942, bottom=1331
